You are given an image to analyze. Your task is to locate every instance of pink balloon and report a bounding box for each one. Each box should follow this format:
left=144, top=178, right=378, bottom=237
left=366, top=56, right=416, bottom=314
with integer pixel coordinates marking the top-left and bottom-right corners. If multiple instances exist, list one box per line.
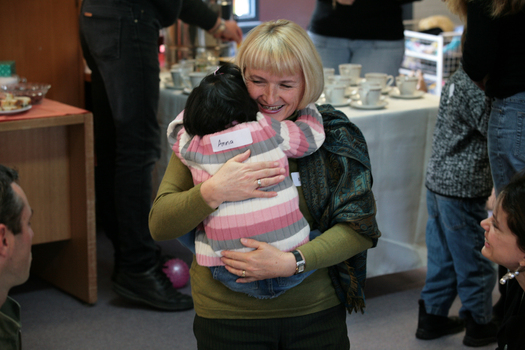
left=163, top=258, right=190, bottom=289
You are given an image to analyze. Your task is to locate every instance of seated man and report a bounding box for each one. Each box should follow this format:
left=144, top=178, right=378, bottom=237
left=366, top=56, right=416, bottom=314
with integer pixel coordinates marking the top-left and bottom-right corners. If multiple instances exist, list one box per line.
left=0, top=165, right=34, bottom=350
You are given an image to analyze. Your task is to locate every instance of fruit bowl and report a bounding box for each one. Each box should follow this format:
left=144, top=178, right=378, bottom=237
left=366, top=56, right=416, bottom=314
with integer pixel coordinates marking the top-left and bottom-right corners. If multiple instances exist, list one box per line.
left=0, top=83, right=51, bottom=105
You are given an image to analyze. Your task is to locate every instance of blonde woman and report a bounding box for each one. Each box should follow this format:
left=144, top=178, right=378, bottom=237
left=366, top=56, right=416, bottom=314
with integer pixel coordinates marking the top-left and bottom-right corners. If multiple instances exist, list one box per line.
left=150, top=20, right=380, bottom=349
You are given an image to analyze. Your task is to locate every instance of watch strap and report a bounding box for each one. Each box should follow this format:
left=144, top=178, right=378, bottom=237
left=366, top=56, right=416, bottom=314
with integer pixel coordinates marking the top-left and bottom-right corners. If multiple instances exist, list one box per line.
left=292, top=250, right=305, bottom=274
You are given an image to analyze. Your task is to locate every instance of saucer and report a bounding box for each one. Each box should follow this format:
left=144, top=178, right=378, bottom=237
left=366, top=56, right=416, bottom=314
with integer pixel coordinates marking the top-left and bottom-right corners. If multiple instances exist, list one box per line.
left=349, top=78, right=365, bottom=86
left=345, top=87, right=358, bottom=97
left=351, top=94, right=387, bottom=102
left=330, top=99, right=351, bottom=107
left=164, top=82, right=185, bottom=90
left=389, top=89, right=424, bottom=99
left=382, top=86, right=393, bottom=94
left=350, top=100, right=388, bottom=110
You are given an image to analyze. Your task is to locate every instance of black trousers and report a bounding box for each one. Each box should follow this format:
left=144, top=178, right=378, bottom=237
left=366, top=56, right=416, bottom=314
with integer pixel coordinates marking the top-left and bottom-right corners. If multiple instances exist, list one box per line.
left=80, top=0, right=162, bottom=272
left=194, top=304, right=350, bottom=350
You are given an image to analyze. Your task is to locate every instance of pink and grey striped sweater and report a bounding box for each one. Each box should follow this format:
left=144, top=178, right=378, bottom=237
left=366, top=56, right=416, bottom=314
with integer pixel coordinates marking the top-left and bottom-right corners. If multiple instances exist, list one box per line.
left=167, top=103, right=325, bottom=267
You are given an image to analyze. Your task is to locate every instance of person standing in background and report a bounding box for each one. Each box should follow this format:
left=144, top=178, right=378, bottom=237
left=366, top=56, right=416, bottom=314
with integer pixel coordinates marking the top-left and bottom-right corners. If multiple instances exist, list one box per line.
left=308, top=0, right=420, bottom=77
left=460, top=0, right=525, bottom=323
left=415, top=64, right=497, bottom=347
left=0, top=165, right=34, bottom=350
left=79, top=0, right=242, bottom=311
left=461, top=0, right=525, bottom=195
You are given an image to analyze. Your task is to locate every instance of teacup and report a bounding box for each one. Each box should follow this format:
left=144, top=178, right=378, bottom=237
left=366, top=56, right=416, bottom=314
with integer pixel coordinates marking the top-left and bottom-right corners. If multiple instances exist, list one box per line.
left=323, top=67, right=335, bottom=79
left=396, top=76, right=418, bottom=96
left=358, top=82, right=382, bottom=106
left=365, top=73, right=394, bottom=91
left=326, top=75, right=352, bottom=88
left=324, top=84, right=347, bottom=105
left=339, top=64, right=362, bottom=85
left=170, top=67, right=185, bottom=89
left=189, top=72, right=208, bottom=88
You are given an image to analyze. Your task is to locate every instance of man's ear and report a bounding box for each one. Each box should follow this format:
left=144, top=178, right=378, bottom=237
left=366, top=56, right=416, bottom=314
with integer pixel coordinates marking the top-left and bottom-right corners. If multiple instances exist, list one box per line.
left=0, top=224, right=10, bottom=257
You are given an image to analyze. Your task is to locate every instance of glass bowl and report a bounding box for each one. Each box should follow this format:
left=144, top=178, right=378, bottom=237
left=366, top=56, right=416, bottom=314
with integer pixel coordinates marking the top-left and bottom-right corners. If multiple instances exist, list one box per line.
left=0, top=83, right=51, bottom=105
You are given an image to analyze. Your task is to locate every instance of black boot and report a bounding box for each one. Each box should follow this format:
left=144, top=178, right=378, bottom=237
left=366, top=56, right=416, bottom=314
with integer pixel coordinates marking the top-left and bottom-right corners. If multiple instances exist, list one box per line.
left=462, top=311, right=498, bottom=347
left=112, top=259, right=193, bottom=311
left=416, top=299, right=465, bottom=340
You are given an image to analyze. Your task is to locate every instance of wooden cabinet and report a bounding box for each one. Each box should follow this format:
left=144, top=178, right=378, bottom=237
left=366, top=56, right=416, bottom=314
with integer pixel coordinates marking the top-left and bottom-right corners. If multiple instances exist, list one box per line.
left=0, top=99, right=97, bottom=304
left=0, top=0, right=85, bottom=108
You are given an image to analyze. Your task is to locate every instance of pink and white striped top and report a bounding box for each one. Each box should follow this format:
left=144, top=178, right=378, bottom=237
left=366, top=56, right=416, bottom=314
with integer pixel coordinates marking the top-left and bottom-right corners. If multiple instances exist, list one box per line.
left=167, top=103, right=325, bottom=266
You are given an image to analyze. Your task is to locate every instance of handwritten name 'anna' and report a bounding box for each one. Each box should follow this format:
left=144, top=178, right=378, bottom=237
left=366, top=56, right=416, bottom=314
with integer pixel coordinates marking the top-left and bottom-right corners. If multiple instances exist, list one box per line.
left=216, top=139, right=235, bottom=148
left=210, top=128, right=253, bottom=152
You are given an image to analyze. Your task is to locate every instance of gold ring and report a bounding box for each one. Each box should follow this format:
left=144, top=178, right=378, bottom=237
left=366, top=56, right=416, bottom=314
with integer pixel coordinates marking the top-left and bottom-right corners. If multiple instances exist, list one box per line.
left=257, top=179, right=262, bottom=187
left=241, top=270, right=246, bottom=278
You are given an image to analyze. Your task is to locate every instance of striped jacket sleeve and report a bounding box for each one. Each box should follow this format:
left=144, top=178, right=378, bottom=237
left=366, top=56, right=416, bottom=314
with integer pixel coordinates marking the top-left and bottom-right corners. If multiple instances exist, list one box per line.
left=264, top=103, right=325, bottom=158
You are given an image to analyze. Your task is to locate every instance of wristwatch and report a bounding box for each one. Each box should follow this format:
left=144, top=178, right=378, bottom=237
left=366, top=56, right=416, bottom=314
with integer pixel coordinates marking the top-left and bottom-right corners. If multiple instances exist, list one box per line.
left=292, top=250, right=305, bottom=274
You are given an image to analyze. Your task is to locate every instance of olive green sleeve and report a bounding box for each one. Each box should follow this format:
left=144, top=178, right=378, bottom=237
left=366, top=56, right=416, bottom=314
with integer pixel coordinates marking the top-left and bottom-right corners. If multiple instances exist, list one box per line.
left=299, top=223, right=373, bottom=272
left=149, top=152, right=215, bottom=241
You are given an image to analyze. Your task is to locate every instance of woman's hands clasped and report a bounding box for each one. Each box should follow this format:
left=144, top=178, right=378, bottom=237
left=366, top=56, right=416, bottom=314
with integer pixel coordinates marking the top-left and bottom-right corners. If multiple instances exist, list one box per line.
left=221, top=238, right=298, bottom=283
left=200, top=150, right=286, bottom=209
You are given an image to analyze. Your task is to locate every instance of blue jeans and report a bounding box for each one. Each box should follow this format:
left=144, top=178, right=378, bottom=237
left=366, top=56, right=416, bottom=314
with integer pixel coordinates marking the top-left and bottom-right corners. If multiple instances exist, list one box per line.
left=179, top=230, right=321, bottom=299
left=308, top=32, right=405, bottom=78
left=420, top=190, right=496, bottom=324
left=488, top=91, right=525, bottom=195
left=80, top=0, right=162, bottom=271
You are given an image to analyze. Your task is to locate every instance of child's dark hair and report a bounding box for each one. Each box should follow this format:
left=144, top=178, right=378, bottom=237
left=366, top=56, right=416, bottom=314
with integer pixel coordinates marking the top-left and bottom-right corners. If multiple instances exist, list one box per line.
left=183, top=63, right=260, bottom=137
left=499, top=170, right=525, bottom=252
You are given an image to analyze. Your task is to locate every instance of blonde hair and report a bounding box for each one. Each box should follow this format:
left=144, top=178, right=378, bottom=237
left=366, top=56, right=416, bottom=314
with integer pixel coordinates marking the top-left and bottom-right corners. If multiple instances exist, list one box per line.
left=445, top=0, right=468, bottom=21
left=488, top=0, right=525, bottom=17
left=449, top=0, right=525, bottom=18
left=235, top=20, right=324, bottom=109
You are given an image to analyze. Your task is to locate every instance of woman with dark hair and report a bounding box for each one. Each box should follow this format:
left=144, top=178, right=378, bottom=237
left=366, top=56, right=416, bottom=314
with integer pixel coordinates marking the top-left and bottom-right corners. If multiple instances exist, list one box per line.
left=481, top=171, right=525, bottom=349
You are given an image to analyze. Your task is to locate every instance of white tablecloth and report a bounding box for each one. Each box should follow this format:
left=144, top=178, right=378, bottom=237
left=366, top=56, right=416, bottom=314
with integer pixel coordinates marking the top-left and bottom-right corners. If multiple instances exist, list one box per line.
left=156, top=77, right=440, bottom=277
left=337, top=95, right=440, bottom=277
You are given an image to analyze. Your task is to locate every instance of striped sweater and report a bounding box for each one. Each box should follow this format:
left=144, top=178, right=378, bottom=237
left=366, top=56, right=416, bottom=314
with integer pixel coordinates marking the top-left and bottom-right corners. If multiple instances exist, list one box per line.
left=167, top=103, right=325, bottom=266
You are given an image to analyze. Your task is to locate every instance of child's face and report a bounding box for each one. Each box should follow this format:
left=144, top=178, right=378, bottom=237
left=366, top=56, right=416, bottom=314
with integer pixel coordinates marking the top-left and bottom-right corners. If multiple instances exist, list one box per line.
left=481, top=201, right=525, bottom=271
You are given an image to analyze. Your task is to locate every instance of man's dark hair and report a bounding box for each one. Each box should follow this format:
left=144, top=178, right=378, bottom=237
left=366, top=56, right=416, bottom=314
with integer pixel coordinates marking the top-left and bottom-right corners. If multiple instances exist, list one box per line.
left=0, top=164, right=23, bottom=234
left=183, top=62, right=260, bottom=137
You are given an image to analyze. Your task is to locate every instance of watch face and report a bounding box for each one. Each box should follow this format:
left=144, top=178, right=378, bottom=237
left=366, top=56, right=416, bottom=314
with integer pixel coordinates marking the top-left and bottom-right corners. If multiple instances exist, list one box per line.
left=292, top=250, right=305, bottom=274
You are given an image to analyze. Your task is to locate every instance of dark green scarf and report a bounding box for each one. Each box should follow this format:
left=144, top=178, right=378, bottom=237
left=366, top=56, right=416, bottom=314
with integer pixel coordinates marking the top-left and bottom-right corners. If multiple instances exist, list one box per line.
left=297, top=104, right=381, bottom=314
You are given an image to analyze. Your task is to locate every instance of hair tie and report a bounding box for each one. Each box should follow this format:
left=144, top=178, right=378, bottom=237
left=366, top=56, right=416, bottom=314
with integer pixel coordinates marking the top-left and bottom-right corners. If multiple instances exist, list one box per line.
left=214, top=67, right=223, bottom=76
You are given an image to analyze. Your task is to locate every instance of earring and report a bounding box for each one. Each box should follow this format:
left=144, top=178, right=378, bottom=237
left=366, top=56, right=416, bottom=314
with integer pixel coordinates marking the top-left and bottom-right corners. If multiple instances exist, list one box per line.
left=500, top=269, right=522, bottom=285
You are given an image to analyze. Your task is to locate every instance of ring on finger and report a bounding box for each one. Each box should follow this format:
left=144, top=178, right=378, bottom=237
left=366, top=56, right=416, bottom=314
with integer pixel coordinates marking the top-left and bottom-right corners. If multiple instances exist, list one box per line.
left=257, top=179, right=262, bottom=188
left=241, top=270, right=246, bottom=278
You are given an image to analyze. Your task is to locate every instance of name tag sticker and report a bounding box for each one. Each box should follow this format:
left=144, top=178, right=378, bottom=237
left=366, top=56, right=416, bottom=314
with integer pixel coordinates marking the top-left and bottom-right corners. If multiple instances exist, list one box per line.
left=291, top=172, right=301, bottom=187
left=211, top=128, right=253, bottom=152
